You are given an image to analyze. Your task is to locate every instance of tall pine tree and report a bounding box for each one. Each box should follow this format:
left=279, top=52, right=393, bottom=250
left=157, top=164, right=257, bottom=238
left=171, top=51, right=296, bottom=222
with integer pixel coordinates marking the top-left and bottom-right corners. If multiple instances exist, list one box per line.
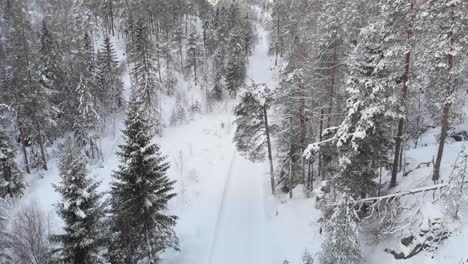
left=96, top=36, right=124, bottom=135
left=129, top=19, right=162, bottom=134
left=334, top=19, right=398, bottom=196
left=108, top=98, right=178, bottom=264
left=52, top=138, right=105, bottom=264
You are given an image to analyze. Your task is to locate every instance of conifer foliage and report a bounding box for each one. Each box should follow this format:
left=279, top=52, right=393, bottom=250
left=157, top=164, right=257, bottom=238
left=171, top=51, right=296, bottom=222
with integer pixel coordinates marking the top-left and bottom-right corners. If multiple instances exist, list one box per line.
left=108, top=98, right=178, bottom=264
left=0, top=126, right=24, bottom=198
left=444, top=146, right=468, bottom=219
left=334, top=20, right=398, bottom=196
left=234, top=83, right=276, bottom=195
left=129, top=19, right=162, bottom=134
left=319, top=193, right=363, bottom=264
left=52, top=138, right=105, bottom=264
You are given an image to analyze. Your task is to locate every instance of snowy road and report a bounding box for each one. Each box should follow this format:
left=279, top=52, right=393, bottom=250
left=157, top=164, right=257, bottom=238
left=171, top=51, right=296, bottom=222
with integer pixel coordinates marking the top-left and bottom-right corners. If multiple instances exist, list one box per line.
left=207, top=21, right=273, bottom=264
left=208, top=154, right=267, bottom=264
left=159, top=13, right=275, bottom=263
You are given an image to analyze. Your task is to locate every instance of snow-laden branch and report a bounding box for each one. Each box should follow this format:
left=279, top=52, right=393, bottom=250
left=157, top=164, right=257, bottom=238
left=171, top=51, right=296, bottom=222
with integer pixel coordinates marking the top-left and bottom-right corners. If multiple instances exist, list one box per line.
left=303, top=137, right=337, bottom=159
left=326, top=180, right=468, bottom=207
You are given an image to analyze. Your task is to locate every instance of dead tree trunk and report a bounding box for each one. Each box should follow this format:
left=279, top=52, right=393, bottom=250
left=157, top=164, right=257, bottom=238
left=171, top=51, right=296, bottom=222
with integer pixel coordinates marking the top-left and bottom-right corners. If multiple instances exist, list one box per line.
left=264, top=105, right=276, bottom=196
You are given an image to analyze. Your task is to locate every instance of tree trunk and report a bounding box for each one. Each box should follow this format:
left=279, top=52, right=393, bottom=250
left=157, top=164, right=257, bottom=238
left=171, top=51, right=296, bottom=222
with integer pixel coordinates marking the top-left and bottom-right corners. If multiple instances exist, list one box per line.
left=263, top=106, right=276, bottom=196
left=37, top=131, right=48, bottom=171
left=275, top=16, right=280, bottom=66
left=289, top=114, right=294, bottom=199
left=433, top=104, right=450, bottom=182
left=308, top=159, right=313, bottom=192
left=299, top=83, right=306, bottom=184
left=433, top=31, right=455, bottom=182
left=22, top=141, right=30, bottom=174
left=179, top=29, right=184, bottom=72
left=109, top=0, right=115, bottom=36
left=319, top=108, right=324, bottom=180
left=327, top=47, right=336, bottom=128
left=391, top=3, right=413, bottom=188
left=193, top=49, right=197, bottom=86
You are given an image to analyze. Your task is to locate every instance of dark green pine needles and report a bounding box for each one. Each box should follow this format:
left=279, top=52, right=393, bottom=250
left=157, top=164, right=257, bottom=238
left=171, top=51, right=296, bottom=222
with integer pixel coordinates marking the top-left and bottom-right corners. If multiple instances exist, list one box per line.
left=108, top=100, right=179, bottom=264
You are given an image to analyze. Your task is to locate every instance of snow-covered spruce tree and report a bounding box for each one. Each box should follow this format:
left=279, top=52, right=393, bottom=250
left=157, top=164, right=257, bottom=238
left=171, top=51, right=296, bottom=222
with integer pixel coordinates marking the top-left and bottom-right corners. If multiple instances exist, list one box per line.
left=369, top=0, right=416, bottom=188
left=414, top=0, right=468, bottom=183
left=128, top=18, right=162, bottom=135
left=209, top=8, right=229, bottom=100
left=73, top=33, right=101, bottom=161
left=334, top=19, right=399, bottom=197
left=96, top=36, right=124, bottom=135
left=444, top=146, right=468, bottom=219
left=225, top=5, right=247, bottom=96
left=108, top=98, right=178, bottom=264
left=275, top=57, right=313, bottom=196
left=74, top=75, right=100, bottom=161
left=315, top=0, right=363, bottom=130
left=52, top=138, right=104, bottom=264
left=2, top=0, right=51, bottom=172
left=320, top=193, right=363, bottom=264
left=185, top=29, right=203, bottom=86
left=234, top=83, right=276, bottom=195
left=269, top=0, right=289, bottom=64
left=37, top=19, right=67, bottom=132
left=0, top=126, right=24, bottom=198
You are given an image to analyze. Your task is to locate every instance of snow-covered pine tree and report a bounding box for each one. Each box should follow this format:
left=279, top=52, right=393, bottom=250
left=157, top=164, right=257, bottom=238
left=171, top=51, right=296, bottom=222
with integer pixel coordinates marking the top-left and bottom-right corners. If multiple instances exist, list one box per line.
left=275, top=57, right=312, bottom=196
left=234, top=83, right=276, bottom=195
left=185, top=29, right=203, bottom=86
left=270, top=0, right=289, bottom=64
left=210, top=8, right=228, bottom=100
left=37, top=20, right=67, bottom=132
left=1, top=0, right=52, bottom=173
left=382, top=0, right=416, bottom=188
left=73, top=32, right=101, bottom=161
left=81, top=32, right=99, bottom=107
left=108, top=98, right=178, bottom=264
left=225, top=4, right=247, bottom=96
left=74, top=75, right=100, bottom=161
left=0, top=126, right=24, bottom=198
left=52, top=138, right=104, bottom=264
left=241, top=13, right=253, bottom=56
left=415, top=0, right=468, bottom=183
left=128, top=18, right=162, bottom=135
left=96, top=36, right=124, bottom=135
left=444, top=146, right=468, bottom=219
left=319, top=193, right=363, bottom=264
left=334, top=19, right=399, bottom=197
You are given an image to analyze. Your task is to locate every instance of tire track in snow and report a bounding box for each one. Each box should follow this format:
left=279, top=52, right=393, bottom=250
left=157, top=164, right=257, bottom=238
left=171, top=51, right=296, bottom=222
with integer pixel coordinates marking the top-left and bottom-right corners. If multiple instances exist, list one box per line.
left=207, top=149, right=237, bottom=264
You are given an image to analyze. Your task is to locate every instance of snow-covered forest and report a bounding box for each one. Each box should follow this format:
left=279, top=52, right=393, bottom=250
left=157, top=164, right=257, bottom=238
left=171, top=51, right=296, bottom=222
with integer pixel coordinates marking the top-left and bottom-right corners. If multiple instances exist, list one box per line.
left=0, top=0, right=468, bottom=263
